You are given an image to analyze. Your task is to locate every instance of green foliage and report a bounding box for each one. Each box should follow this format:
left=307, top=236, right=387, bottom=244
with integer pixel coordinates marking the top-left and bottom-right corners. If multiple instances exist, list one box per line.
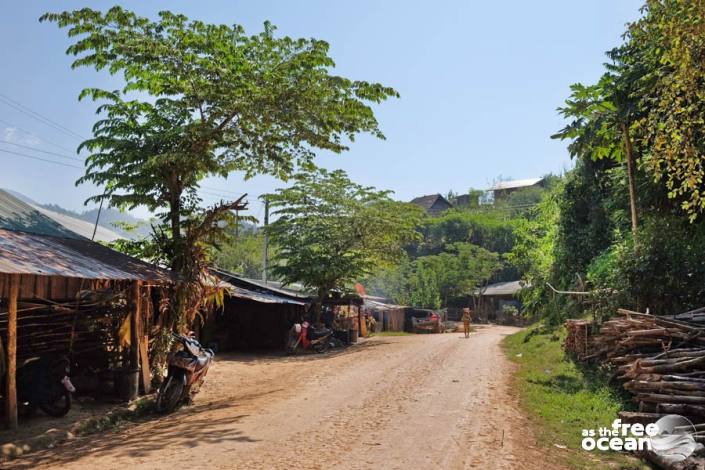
left=367, top=242, right=502, bottom=307
left=267, top=168, right=423, bottom=304
left=212, top=225, right=266, bottom=279
left=415, top=208, right=517, bottom=257
left=630, top=0, right=705, bottom=220
left=540, top=0, right=705, bottom=327
left=367, top=177, right=559, bottom=309
left=414, top=242, right=501, bottom=306
left=43, top=7, right=397, bottom=332
left=588, top=215, right=705, bottom=314
left=553, top=160, right=615, bottom=286
left=508, top=182, right=561, bottom=322
left=408, top=261, right=442, bottom=309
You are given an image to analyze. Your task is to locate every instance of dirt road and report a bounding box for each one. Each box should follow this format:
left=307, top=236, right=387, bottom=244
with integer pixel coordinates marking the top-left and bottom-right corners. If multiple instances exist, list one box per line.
left=10, top=325, right=563, bottom=470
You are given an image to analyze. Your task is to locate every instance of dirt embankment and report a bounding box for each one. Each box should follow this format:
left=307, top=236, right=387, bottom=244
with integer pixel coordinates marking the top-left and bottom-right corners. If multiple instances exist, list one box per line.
left=9, top=325, right=565, bottom=470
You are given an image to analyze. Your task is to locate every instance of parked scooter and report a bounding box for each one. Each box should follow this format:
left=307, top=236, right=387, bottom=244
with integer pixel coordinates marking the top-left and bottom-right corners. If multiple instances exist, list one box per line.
left=155, top=333, right=214, bottom=414
left=286, top=320, right=337, bottom=354
left=16, top=355, right=75, bottom=417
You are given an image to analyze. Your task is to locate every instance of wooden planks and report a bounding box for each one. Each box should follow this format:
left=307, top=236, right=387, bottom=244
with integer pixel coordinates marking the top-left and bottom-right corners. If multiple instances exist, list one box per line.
left=139, top=335, right=151, bottom=394
left=127, top=280, right=141, bottom=401
left=5, top=274, right=19, bottom=429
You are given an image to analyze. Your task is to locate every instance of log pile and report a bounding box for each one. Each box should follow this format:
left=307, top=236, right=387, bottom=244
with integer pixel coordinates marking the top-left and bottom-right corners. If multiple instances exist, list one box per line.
left=567, top=308, right=705, bottom=421
left=587, top=309, right=705, bottom=360
left=564, top=319, right=592, bottom=359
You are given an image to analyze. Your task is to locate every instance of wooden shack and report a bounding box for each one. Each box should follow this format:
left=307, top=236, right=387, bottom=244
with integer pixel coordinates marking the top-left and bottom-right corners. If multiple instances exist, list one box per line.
left=0, top=190, right=173, bottom=428
left=363, top=297, right=407, bottom=332
left=472, top=280, right=526, bottom=323
left=203, top=270, right=310, bottom=350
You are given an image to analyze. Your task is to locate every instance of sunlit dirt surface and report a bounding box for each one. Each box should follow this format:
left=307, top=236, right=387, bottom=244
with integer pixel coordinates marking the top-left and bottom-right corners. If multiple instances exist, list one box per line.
left=9, top=325, right=565, bottom=469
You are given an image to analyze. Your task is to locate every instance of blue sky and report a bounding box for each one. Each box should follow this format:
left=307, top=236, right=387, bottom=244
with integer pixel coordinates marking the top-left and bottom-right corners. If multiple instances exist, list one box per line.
left=0, top=1, right=643, bottom=220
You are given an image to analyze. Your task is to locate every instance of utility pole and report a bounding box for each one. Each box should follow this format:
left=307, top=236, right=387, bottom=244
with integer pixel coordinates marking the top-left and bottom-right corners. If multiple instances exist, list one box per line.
left=262, top=196, right=269, bottom=284
left=91, top=192, right=105, bottom=241
left=234, top=208, right=239, bottom=239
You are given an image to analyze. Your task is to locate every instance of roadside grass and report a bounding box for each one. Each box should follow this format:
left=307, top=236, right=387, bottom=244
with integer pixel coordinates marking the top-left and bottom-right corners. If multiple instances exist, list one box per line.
left=503, top=327, right=648, bottom=469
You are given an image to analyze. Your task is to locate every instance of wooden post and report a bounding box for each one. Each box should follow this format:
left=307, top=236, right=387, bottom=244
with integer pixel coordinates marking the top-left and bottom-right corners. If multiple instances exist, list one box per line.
left=127, top=280, right=141, bottom=401
left=6, top=274, right=19, bottom=429
left=139, top=336, right=151, bottom=394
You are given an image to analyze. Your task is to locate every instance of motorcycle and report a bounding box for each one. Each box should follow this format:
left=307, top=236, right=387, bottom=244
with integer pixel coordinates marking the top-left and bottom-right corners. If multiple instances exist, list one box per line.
left=16, top=355, right=75, bottom=417
left=286, top=320, right=337, bottom=354
left=155, top=333, right=214, bottom=414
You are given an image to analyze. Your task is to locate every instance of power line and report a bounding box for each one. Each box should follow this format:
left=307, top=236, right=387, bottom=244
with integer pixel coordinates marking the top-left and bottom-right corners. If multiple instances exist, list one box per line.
left=200, top=184, right=246, bottom=197
left=0, top=118, right=76, bottom=153
left=0, top=140, right=83, bottom=162
left=0, top=148, right=83, bottom=169
left=199, top=188, right=247, bottom=200
left=0, top=94, right=86, bottom=141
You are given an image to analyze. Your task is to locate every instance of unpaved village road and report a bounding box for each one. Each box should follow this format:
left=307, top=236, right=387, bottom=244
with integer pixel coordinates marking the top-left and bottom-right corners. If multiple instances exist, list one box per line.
left=10, top=325, right=564, bottom=470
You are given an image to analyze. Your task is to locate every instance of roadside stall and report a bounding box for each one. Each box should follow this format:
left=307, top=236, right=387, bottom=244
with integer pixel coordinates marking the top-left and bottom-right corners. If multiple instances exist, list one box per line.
left=0, top=190, right=174, bottom=429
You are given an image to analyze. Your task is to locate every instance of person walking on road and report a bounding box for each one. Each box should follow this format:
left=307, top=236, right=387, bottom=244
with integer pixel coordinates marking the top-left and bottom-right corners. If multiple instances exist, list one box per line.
left=462, top=308, right=471, bottom=338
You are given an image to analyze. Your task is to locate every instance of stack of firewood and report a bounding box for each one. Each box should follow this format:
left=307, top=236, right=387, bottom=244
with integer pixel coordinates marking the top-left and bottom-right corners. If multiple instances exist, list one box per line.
left=564, top=319, right=592, bottom=359
left=566, top=309, right=705, bottom=420
left=587, top=309, right=705, bottom=360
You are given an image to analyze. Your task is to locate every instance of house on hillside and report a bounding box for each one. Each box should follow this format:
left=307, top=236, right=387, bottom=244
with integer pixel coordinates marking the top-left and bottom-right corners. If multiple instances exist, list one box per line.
left=410, top=194, right=453, bottom=216
left=488, top=177, right=545, bottom=201
left=0, top=189, right=174, bottom=428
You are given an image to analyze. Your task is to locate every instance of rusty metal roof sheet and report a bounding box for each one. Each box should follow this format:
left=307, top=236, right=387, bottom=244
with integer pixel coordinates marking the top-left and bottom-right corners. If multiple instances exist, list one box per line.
left=227, top=284, right=307, bottom=306
left=474, top=280, right=528, bottom=296
left=0, top=228, right=174, bottom=281
left=211, top=269, right=310, bottom=305
left=0, top=189, right=173, bottom=281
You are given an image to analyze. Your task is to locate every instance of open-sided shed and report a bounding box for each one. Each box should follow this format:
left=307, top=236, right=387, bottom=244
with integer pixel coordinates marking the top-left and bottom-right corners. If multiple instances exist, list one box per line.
left=363, top=297, right=408, bottom=332
left=472, top=280, right=526, bottom=323
left=0, top=190, right=174, bottom=429
left=204, top=269, right=311, bottom=350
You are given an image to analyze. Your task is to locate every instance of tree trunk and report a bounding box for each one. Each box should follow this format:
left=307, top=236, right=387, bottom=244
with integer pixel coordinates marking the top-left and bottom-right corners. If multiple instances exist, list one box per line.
left=168, top=168, right=184, bottom=272
left=315, top=288, right=330, bottom=325
left=621, top=121, right=638, bottom=234
left=170, top=194, right=183, bottom=272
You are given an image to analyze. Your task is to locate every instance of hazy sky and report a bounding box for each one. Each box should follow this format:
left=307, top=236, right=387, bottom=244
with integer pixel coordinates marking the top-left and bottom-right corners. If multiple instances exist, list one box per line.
left=0, top=1, right=643, bottom=220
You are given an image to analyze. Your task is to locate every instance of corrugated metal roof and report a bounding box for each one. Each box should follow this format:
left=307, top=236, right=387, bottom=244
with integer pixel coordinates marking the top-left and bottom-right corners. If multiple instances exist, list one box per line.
left=0, top=190, right=173, bottom=281
left=364, top=298, right=407, bottom=310
left=0, top=189, right=82, bottom=239
left=475, top=280, right=528, bottom=296
left=32, top=205, right=122, bottom=242
left=212, top=268, right=311, bottom=305
left=0, top=228, right=174, bottom=281
left=227, top=284, right=307, bottom=306
left=490, top=178, right=544, bottom=191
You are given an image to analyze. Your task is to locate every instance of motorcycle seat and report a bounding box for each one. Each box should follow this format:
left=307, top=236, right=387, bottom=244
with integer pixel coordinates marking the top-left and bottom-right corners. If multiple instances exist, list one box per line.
left=308, top=327, right=331, bottom=340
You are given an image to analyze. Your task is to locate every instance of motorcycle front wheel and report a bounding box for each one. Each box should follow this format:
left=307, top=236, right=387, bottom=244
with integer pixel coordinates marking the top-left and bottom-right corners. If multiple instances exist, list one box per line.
left=314, top=340, right=330, bottom=353
left=39, top=389, right=72, bottom=417
left=156, top=376, right=185, bottom=414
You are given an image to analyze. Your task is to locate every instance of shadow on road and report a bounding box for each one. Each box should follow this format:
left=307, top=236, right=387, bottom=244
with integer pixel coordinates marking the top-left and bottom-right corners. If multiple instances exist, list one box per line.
left=9, top=406, right=257, bottom=469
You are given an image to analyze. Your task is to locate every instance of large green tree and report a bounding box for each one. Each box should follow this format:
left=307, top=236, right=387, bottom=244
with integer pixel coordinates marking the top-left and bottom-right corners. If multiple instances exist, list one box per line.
left=42, top=7, right=398, bottom=329
left=266, top=169, right=423, bottom=319
left=552, top=66, right=643, bottom=234
left=629, top=0, right=705, bottom=221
